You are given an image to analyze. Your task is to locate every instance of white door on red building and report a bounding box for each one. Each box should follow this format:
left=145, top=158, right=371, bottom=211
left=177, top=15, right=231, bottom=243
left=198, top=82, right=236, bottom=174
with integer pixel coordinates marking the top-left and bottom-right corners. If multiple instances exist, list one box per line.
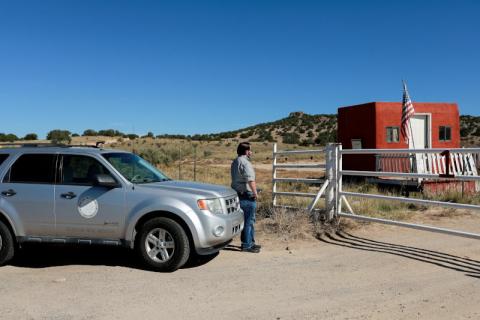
left=409, top=114, right=430, bottom=174
left=409, top=115, right=430, bottom=149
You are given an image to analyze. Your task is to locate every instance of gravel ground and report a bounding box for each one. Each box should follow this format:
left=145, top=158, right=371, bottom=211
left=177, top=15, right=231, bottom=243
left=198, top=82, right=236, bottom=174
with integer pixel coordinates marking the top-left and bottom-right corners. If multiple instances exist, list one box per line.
left=1, top=214, right=480, bottom=320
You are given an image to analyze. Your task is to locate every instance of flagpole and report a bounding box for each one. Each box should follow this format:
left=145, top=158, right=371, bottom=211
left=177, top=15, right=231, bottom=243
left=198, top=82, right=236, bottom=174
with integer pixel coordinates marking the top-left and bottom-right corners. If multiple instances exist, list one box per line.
left=402, top=80, right=416, bottom=150
left=402, top=80, right=416, bottom=174
left=408, top=115, right=416, bottom=149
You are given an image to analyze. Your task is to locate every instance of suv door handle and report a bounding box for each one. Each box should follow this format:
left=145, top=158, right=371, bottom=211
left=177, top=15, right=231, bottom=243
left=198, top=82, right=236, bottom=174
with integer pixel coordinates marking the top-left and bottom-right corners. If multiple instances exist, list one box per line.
left=61, top=192, right=77, bottom=199
left=1, top=189, right=16, bottom=197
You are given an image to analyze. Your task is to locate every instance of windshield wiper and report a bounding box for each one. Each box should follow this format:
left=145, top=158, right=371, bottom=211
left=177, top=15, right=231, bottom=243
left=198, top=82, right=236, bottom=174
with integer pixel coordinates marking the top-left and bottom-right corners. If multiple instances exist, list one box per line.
left=133, top=178, right=171, bottom=184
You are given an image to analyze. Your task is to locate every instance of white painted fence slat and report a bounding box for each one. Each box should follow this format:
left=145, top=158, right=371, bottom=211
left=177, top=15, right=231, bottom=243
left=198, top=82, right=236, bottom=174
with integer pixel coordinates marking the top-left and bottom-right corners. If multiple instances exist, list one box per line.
left=461, top=154, right=467, bottom=173
left=450, top=153, right=457, bottom=175
left=467, top=154, right=478, bottom=175
left=462, top=154, right=471, bottom=175
left=453, top=153, right=461, bottom=175
left=427, top=153, right=433, bottom=174
left=449, top=154, right=455, bottom=174
left=436, top=154, right=442, bottom=174
left=433, top=153, right=438, bottom=174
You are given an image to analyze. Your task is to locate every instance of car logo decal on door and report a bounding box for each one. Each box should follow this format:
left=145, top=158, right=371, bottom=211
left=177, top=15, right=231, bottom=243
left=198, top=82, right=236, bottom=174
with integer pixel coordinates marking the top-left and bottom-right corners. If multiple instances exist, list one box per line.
left=78, top=196, right=99, bottom=219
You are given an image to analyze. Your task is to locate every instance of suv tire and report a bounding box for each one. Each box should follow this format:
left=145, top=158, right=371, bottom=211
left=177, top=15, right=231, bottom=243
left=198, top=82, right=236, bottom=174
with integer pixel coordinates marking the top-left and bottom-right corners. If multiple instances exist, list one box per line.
left=0, top=220, right=15, bottom=266
left=137, top=217, right=190, bottom=272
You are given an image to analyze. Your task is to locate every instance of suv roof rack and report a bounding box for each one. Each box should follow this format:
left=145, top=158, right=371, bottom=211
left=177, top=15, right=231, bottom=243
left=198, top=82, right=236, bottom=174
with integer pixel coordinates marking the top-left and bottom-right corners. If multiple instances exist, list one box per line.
left=0, top=141, right=106, bottom=148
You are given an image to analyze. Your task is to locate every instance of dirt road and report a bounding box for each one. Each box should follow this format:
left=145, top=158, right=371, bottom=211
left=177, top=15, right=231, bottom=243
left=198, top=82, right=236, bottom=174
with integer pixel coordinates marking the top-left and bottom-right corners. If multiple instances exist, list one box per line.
left=1, top=215, right=480, bottom=320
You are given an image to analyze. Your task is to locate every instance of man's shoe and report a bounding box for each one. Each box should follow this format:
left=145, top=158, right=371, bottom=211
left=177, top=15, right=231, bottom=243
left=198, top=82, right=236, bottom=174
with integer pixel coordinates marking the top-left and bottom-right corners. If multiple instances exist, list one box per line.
left=242, top=246, right=260, bottom=253
left=252, top=244, right=261, bottom=249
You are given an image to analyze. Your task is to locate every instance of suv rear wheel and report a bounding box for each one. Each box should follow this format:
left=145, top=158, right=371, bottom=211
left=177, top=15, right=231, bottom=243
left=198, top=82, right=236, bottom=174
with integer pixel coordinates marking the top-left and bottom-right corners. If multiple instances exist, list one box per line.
left=137, top=217, right=190, bottom=272
left=0, top=220, right=15, bottom=266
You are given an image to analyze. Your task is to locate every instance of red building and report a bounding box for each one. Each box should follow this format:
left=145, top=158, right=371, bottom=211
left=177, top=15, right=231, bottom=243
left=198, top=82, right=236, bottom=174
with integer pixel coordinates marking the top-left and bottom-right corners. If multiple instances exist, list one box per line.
left=338, top=102, right=461, bottom=172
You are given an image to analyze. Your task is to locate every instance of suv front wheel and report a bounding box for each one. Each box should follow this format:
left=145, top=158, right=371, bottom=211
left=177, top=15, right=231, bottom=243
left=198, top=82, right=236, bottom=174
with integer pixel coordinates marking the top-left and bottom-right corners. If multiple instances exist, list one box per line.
left=0, top=220, right=15, bottom=266
left=137, top=217, right=190, bottom=272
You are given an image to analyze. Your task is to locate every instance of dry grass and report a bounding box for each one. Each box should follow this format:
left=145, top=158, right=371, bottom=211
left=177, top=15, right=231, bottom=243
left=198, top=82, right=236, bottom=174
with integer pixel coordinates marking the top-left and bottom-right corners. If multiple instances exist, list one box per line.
left=424, top=188, right=480, bottom=205
left=256, top=207, right=314, bottom=241
left=341, top=182, right=415, bottom=220
left=340, top=182, right=479, bottom=230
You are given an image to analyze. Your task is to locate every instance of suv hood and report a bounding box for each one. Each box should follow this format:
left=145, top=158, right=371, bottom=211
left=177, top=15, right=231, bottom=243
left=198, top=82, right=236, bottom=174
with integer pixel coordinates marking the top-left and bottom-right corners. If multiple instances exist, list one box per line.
left=138, top=180, right=236, bottom=198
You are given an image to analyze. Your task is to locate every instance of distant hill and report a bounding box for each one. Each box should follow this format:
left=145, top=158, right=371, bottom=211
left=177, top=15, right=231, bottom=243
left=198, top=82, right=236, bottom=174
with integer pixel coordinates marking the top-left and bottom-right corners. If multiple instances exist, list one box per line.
left=460, top=115, right=480, bottom=146
left=2, top=112, right=480, bottom=147
left=194, top=112, right=480, bottom=146
left=157, top=111, right=337, bottom=146
left=174, top=112, right=480, bottom=147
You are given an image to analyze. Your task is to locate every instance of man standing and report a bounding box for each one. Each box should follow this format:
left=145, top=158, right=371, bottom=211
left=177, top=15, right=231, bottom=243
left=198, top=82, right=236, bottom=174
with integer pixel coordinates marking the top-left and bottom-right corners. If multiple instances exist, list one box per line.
left=231, top=142, right=261, bottom=253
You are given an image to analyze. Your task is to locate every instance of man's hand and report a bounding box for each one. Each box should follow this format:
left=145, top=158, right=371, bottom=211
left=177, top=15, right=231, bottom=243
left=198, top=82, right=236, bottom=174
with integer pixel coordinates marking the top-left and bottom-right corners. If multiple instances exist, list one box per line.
left=248, top=181, right=258, bottom=200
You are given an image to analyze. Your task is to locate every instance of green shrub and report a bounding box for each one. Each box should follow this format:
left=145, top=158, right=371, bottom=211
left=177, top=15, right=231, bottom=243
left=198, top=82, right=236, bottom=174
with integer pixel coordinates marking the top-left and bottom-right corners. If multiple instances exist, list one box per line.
left=239, top=132, right=250, bottom=139
left=0, top=133, right=18, bottom=142
left=126, top=134, right=139, bottom=140
left=204, top=150, right=213, bottom=158
left=47, top=130, right=71, bottom=144
left=23, top=133, right=38, bottom=140
left=300, top=138, right=314, bottom=146
left=98, top=129, right=124, bottom=137
left=83, top=129, right=98, bottom=136
left=473, top=127, right=480, bottom=137
left=282, top=132, right=300, bottom=144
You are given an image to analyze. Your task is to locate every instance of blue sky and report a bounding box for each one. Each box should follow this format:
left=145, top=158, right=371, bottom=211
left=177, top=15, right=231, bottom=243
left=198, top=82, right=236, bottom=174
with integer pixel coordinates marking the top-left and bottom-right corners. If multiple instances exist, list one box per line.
left=1, top=0, right=479, bottom=138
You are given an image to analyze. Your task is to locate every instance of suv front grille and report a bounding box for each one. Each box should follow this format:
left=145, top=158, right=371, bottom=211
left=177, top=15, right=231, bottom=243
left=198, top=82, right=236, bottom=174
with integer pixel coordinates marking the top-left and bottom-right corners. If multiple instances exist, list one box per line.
left=225, top=196, right=240, bottom=214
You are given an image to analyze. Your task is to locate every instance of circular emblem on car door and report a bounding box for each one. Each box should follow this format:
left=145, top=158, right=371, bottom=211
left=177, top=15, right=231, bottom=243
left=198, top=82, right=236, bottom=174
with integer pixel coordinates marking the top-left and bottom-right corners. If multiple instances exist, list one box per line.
left=78, top=196, right=99, bottom=219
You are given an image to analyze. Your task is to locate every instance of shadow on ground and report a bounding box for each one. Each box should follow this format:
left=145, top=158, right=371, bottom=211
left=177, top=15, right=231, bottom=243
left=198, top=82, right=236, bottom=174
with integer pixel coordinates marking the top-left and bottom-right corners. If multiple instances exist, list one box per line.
left=10, top=244, right=218, bottom=271
left=317, top=231, right=480, bottom=278
left=222, top=244, right=242, bottom=252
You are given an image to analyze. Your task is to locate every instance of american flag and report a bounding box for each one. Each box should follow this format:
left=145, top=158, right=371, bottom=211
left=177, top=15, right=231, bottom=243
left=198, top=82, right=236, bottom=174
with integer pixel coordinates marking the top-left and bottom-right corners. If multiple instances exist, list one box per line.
left=401, top=81, right=415, bottom=144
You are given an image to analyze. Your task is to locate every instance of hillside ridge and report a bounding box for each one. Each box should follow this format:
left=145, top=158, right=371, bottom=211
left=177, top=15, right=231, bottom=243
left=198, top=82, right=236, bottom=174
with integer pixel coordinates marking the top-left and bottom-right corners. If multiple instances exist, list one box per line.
left=1, top=112, right=480, bottom=146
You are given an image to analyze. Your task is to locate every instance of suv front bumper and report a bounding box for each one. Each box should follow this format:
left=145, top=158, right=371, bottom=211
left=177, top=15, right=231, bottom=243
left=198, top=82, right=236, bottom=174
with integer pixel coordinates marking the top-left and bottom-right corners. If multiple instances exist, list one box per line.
left=194, top=209, right=244, bottom=255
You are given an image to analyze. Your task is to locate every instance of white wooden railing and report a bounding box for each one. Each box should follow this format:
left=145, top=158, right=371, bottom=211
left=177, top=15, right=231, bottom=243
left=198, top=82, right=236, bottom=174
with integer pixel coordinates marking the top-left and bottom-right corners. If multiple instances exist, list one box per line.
left=376, top=151, right=479, bottom=177
left=418, top=152, right=478, bottom=176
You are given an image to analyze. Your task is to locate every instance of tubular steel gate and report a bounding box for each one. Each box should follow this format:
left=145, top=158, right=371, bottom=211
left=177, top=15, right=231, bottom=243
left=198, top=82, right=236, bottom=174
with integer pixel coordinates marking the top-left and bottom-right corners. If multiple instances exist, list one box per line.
left=272, top=144, right=329, bottom=217
left=273, top=143, right=480, bottom=240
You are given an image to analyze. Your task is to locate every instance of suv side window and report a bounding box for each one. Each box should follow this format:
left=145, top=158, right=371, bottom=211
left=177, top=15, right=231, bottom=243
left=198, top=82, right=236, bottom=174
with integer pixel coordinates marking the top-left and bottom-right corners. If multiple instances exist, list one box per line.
left=6, top=154, right=56, bottom=184
left=61, top=155, right=113, bottom=186
left=0, top=154, right=9, bottom=166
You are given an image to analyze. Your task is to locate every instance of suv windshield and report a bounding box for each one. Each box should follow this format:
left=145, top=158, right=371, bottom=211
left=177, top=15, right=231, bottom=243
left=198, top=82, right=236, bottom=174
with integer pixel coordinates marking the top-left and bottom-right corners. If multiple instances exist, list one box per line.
left=102, top=153, right=170, bottom=184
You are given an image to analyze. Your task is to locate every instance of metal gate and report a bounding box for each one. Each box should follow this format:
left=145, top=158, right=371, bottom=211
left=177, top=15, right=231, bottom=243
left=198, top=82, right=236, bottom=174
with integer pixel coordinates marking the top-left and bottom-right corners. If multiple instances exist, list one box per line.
left=273, top=143, right=480, bottom=240
left=271, top=143, right=329, bottom=216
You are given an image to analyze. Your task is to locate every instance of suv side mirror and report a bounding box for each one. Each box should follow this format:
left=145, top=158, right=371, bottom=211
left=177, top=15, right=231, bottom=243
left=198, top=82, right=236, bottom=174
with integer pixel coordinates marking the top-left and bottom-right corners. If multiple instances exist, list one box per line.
left=93, top=174, right=119, bottom=188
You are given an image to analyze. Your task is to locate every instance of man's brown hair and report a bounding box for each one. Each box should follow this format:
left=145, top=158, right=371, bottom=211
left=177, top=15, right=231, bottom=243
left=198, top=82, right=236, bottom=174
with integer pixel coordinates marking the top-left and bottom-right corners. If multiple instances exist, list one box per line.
left=237, top=142, right=251, bottom=156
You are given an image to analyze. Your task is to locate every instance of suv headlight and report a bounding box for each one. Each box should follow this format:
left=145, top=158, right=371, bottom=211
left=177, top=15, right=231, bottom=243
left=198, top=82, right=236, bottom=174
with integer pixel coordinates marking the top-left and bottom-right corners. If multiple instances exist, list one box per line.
left=197, top=199, right=224, bottom=214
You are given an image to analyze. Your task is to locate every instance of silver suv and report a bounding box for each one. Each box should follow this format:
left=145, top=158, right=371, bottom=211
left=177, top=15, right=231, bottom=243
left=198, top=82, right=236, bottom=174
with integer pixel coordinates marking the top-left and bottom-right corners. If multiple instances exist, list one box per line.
left=0, top=145, right=244, bottom=271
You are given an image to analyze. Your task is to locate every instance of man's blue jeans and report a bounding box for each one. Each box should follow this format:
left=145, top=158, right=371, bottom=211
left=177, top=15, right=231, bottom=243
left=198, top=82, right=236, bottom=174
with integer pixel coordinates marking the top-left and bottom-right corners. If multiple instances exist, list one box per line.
left=240, top=199, right=256, bottom=249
